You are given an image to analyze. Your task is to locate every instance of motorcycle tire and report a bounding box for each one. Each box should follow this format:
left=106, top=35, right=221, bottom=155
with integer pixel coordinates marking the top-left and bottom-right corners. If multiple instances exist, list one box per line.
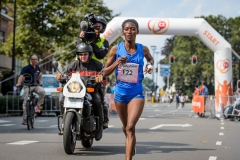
left=63, top=112, right=76, bottom=154
left=81, top=138, right=93, bottom=148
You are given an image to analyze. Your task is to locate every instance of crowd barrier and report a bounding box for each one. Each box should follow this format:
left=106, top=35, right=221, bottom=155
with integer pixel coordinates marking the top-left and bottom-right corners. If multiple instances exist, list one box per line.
left=5, top=91, right=61, bottom=116
left=104, top=93, right=117, bottom=114
left=192, top=95, right=239, bottom=119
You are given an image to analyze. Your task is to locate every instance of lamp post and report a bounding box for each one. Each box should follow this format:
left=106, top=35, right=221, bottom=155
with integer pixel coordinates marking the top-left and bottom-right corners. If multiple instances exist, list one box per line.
left=150, top=46, right=156, bottom=85
left=11, top=0, right=17, bottom=90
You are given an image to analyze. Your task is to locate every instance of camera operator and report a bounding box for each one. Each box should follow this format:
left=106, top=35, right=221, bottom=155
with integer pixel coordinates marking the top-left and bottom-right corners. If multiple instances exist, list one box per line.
left=77, top=14, right=110, bottom=129
left=78, top=15, right=109, bottom=63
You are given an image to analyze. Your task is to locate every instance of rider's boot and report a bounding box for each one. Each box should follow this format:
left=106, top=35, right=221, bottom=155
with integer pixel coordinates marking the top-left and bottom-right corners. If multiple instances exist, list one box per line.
left=95, top=123, right=103, bottom=141
left=103, top=101, right=109, bottom=129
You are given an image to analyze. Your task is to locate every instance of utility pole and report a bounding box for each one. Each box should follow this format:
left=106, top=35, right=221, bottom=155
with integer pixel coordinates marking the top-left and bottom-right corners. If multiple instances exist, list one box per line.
left=11, top=0, right=17, bottom=90
left=150, top=46, right=156, bottom=85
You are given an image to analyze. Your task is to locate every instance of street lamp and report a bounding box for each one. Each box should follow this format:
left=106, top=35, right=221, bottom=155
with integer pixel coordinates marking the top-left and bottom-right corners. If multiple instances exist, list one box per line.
left=150, top=46, right=156, bottom=84
left=11, top=0, right=17, bottom=90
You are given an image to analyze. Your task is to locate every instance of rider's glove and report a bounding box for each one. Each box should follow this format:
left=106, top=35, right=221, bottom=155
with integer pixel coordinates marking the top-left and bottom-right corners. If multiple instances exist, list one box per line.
left=56, top=74, right=62, bottom=81
left=95, top=75, right=103, bottom=83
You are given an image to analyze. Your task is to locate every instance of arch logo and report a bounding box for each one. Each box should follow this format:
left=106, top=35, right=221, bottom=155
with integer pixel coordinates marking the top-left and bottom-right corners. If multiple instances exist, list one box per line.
left=216, top=59, right=230, bottom=74
left=148, top=19, right=170, bottom=34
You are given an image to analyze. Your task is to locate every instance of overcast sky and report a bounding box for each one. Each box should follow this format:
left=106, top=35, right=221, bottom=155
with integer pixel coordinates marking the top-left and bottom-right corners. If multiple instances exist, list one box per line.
left=102, top=0, right=240, bottom=88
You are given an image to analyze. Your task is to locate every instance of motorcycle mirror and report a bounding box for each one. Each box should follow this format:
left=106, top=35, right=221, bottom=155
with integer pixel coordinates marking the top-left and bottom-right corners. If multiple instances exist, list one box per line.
left=52, top=61, right=59, bottom=69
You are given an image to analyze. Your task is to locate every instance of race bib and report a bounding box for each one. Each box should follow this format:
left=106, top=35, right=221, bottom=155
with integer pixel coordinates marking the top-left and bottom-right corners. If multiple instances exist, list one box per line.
left=117, top=63, right=139, bottom=83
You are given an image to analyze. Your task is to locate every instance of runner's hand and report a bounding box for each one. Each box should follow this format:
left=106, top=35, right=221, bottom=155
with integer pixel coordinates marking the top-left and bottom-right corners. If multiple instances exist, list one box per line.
left=144, top=64, right=153, bottom=74
left=117, top=56, right=128, bottom=66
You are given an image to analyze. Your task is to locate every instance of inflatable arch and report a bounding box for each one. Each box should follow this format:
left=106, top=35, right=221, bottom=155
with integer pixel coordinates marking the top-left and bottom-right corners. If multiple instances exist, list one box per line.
left=102, top=17, right=232, bottom=117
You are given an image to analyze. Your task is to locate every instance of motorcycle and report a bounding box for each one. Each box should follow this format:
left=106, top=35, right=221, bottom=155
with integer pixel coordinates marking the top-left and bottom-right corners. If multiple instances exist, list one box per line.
left=52, top=61, right=103, bottom=154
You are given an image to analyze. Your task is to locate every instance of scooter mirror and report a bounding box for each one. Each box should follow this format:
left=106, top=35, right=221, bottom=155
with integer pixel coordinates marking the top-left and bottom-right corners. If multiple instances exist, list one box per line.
left=52, top=61, right=59, bottom=69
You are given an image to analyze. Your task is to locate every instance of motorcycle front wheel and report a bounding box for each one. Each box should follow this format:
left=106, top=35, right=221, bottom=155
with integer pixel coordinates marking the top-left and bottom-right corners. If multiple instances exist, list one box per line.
left=63, top=112, right=77, bottom=154
left=81, top=138, right=93, bottom=148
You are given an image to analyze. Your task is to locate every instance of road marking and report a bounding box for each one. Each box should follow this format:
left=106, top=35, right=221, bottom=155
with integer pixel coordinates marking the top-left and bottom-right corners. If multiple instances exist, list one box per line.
left=221, top=127, right=224, bottom=129
left=209, top=156, right=217, bottom=160
left=216, top=141, right=222, bottom=145
left=219, top=133, right=224, bottom=136
left=7, top=141, right=39, bottom=145
left=139, top=118, right=146, bottom=120
left=36, top=125, right=58, bottom=129
left=108, top=125, right=114, bottom=128
left=0, top=120, right=12, bottom=123
left=154, top=110, right=160, bottom=112
left=148, top=116, right=155, bottom=118
left=221, top=123, right=224, bottom=125
left=150, top=124, right=192, bottom=130
left=36, top=120, right=49, bottom=122
left=0, top=124, right=16, bottom=126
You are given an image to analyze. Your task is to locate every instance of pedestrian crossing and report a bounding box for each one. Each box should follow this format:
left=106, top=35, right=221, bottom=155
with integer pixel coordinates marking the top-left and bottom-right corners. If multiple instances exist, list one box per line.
left=0, top=120, right=16, bottom=126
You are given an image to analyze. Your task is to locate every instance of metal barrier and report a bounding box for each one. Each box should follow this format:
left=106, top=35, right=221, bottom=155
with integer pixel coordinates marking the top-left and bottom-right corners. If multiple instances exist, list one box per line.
left=191, top=95, right=239, bottom=119
left=5, top=91, right=61, bottom=116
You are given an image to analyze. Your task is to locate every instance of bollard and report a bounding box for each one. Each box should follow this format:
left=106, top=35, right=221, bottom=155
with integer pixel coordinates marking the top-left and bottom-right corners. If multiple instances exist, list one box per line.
left=145, top=97, right=148, bottom=103
left=151, top=97, right=154, bottom=103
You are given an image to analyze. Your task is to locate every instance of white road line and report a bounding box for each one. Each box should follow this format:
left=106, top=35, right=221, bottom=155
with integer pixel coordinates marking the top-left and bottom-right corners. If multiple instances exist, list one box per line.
left=221, top=127, right=224, bottom=129
left=209, top=156, right=217, bottom=160
left=0, top=120, right=12, bottom=123
left=0, top=124, right=16, bottom=126
left=221, top=123, right=224, bottom=125
left=7, top=141, right=39, bottom=145
left=108, top=125, right=114, bottom=128
left=219, top=133, right=224, bottom=136
left=36, top=120, right=49, bottom=122
left=154, top=110, right=160, bottom=112
left=216, top=141, right=222, bottom=145
left=148, top=116, right=155, bottom=118
left=139, top=118, right=146, bottom=120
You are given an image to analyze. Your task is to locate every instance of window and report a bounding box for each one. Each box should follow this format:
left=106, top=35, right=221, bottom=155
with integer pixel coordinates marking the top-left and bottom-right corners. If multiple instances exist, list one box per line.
left=42, top=77, right=60, bottom=88
left=0, top=31, right=5, bottom=43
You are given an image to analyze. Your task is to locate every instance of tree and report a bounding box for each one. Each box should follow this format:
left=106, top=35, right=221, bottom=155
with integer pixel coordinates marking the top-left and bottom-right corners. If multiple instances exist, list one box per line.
left=0, top=0, right=118, bottom=65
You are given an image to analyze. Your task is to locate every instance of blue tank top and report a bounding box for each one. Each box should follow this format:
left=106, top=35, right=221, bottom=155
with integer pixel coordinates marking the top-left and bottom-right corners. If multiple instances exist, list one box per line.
left=115, top=42, right=144, bottom=95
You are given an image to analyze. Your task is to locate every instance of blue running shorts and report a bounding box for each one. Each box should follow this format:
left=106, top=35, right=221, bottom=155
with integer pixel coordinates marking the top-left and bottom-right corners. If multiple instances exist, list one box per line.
left=114, top=91, right=145, bottom=104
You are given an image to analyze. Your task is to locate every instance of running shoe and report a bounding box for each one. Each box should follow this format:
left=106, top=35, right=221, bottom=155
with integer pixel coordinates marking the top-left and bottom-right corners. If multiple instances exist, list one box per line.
left=132, top=147, right=136, bottom=156
left=22, top=118, right=27, bottom=125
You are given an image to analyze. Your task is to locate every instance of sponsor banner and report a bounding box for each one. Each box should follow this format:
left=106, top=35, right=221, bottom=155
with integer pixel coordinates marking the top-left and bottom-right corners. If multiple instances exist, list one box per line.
left=192, top=96, right=204, bottom=113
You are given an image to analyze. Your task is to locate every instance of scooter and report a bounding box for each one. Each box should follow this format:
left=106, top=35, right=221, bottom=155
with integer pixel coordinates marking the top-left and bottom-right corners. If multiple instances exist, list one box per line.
left=52, top=61, right=102, bottom=154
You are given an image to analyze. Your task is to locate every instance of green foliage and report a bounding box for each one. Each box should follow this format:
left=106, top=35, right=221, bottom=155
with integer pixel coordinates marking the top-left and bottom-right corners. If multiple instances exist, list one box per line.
left=0, top=0, right=118, bottom=64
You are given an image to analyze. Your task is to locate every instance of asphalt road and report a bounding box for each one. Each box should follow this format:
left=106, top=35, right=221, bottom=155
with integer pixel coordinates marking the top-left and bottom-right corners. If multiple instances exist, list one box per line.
left=0, top=102, right=239, bottom=160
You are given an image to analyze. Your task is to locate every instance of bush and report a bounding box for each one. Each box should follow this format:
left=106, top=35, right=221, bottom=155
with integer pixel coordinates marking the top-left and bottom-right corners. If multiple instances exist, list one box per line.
left=0, top=95, right=20, bottom=114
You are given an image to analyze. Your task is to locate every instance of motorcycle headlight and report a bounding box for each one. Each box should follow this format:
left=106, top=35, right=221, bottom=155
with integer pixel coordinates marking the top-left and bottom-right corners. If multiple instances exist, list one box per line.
left=67, top=81, right=81, bottom=93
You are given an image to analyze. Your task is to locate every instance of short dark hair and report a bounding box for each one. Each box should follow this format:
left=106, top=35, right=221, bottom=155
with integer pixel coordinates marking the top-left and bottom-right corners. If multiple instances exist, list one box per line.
left=122, top=19, right=139, bottom=30
left=30, top=53, right=38, bottom=60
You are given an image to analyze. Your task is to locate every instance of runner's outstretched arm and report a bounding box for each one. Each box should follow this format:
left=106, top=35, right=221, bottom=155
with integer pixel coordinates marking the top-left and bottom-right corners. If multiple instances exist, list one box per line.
left=103, top=45, right=127, bottom=76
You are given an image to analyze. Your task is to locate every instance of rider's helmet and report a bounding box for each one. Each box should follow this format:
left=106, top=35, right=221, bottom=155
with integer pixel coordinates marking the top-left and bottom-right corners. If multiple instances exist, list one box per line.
left=76, top=42, right=93, bottom=61
left=94, top=16, right=107, bottom=33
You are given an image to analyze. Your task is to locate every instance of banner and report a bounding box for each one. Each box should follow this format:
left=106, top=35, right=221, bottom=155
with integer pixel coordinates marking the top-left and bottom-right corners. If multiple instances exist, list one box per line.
left=192, top=96, right=204, bottom=113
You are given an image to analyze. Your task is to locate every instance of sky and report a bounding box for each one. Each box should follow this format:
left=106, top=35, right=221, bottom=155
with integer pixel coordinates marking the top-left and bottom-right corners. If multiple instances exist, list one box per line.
left=102, top=0, right=240, bottom=89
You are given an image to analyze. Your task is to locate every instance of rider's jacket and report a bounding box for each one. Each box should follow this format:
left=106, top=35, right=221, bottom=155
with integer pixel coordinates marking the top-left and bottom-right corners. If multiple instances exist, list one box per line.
left=65, top=59, right=103, bottom=90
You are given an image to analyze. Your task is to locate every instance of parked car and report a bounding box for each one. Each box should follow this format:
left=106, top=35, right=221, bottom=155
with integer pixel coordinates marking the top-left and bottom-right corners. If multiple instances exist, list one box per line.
left=19, top=74, right=61, bottom=116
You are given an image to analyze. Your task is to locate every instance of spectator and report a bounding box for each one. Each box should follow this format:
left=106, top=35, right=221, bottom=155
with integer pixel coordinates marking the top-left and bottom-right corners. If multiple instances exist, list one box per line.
left=176, top=92, right=180, bottom=108
left=180, top=93, right=185, bottom=109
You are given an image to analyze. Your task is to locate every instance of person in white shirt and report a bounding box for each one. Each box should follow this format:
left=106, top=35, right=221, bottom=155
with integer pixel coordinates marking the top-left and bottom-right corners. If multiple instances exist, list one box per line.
left=180, top=94, right=185, bottom=108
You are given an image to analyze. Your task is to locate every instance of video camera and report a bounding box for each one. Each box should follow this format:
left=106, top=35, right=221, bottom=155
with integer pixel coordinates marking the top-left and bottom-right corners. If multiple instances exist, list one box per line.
left=80, top=13, right=100, bottom=42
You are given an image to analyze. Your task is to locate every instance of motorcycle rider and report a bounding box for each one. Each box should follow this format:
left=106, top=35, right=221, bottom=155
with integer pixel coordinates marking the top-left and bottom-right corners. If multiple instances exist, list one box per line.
left=78, top=15, right=110, bottom=129
left=56, top=42, right=104, bottom=141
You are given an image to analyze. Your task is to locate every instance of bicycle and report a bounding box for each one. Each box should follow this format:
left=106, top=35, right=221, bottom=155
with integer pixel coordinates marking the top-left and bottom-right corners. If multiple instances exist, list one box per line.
left=18, top=84, right=38, bottom=130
